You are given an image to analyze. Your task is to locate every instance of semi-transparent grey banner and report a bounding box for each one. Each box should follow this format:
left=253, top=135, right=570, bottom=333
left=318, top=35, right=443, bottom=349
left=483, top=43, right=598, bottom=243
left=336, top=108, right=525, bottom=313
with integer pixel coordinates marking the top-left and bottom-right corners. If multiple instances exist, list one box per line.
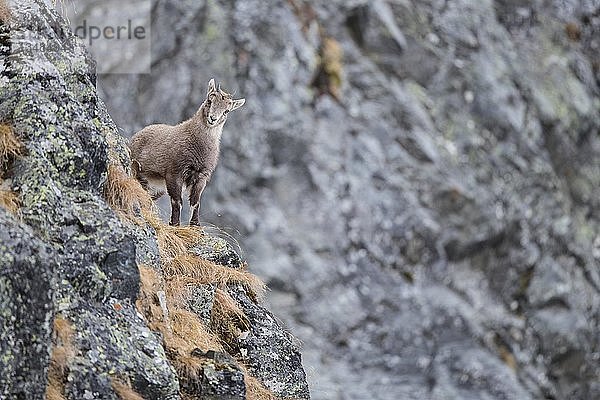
left=60, top=0, right=151, bottom=74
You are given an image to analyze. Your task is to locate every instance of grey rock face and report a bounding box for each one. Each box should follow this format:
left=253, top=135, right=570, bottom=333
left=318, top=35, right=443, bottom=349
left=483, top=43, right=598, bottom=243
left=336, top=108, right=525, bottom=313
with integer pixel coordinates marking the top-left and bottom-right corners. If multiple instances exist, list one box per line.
left=0, top=210, right=55, bottom=399
left=0, top=2, right=180, bottom=398
left=0, top=0, right=308, bottom=398
left=186, top=349, right=246, bottom=400
left=87, top=0, right=600, bottom=399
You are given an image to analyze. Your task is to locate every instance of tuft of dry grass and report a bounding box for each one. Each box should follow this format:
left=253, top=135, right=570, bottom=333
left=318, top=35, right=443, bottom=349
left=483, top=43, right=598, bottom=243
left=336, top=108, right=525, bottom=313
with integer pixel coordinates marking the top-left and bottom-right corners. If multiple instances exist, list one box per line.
left=0, top=124, right=22, bottom=171
left=45, top=316, right=76, bottom=400
left=210, top=288, right=250, bottom=353
left=156, top=226, right=188, bottom=261
left=166, top=225, right=204, bottom=247
left=137, top=264, right=223, bottom=386
left=245, top=373, right=278, bottom=400
left=103, top=164, right=153, bottom=217
left=0, top=187, right=19, bottom=214
left=168, top=308, right=223, bottom=353
left=164, top=255, right=266, bottom=299
left=0, top=125, right=23, bottom=215
left=565, top=22, right=581, bottom=41
left=111, top=379, right=145, bottom=400
left=132, top=190, right=274, bottom=398
left=311, top=36, right=343, bottom=101
left=46, top=386, right=67, bottom=400
left=142, top=210, right=204, bottom=261
left=213, top=288, right=246, bottom=322
left=136, top=265, right=167, bottom=331
left=322, top=37, right=343, bottom=92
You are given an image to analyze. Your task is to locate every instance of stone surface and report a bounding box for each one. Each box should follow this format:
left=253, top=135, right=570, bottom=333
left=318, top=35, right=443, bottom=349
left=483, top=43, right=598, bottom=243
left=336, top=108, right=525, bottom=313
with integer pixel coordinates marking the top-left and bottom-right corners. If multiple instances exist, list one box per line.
left=80, top=0, right=600, bottom=399
left=0, top=1, right=309, bottom=398
left=188, top=349, right=246, bottom=400
left=0, top=210, right=55, bottom=399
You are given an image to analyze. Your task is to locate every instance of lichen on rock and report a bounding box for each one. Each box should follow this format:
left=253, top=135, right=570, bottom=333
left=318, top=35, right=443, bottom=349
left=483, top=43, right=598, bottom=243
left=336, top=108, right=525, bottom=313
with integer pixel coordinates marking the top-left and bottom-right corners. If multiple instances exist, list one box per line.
left=0, top=1, right=309, bottom=399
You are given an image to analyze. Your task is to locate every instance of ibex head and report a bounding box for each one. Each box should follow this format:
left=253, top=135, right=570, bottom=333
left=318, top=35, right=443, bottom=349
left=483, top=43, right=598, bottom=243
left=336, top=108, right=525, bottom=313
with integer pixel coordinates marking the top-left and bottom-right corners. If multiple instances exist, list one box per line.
left=204, top=79, right=245, bottom=127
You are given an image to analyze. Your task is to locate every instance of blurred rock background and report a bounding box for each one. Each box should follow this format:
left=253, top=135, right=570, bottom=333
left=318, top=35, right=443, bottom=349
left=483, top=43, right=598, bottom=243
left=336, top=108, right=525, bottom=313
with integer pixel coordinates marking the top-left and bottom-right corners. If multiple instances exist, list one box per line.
left=66, top=0, right=599, bottom=399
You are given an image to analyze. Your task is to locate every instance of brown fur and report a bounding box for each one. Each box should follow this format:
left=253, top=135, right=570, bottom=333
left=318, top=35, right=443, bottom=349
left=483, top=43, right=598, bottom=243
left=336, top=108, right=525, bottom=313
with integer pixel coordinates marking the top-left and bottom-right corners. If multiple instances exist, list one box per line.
left=0, top=0, right=11, bottom=24
left=130, top=79, right=245, bottom=226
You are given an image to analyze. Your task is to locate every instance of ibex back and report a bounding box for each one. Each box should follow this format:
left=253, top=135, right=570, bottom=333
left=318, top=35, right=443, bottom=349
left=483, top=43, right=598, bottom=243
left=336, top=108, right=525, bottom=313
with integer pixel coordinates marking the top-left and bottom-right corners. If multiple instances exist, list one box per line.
left=129, top=79, right=245, bottom=226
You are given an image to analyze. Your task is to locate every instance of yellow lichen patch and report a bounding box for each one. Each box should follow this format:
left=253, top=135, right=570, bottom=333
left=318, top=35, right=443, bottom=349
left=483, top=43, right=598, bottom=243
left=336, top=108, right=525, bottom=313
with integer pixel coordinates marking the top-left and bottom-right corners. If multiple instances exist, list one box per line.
left=312, top=36, right=343, bottom=100
left=164, top=255, right=266, bottom=299
left=322, top=37, right=343, bottom=92
left=103, top=164, right=153, bottom=217
left=111, top=379, right=145, bottom=400
left=45, top=317, right=76, bottom=400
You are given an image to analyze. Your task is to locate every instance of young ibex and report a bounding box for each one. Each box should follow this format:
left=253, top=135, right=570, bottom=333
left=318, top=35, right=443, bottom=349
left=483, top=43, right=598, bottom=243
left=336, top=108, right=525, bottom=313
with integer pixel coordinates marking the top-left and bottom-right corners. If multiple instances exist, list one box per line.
left=129, top=79, right=245, bottom=226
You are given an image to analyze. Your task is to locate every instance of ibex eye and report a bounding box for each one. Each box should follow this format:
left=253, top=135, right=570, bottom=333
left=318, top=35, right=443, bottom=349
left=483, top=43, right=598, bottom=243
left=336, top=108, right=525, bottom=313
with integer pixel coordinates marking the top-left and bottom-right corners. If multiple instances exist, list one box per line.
left=224, top=110, right=229, bottom=114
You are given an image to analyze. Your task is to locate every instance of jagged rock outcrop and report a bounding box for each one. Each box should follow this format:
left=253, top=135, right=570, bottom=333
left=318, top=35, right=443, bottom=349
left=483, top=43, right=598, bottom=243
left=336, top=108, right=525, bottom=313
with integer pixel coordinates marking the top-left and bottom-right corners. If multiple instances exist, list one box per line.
left=0, top=1, right=309, bottom=399
left=82, top=0, right=600, bottom=399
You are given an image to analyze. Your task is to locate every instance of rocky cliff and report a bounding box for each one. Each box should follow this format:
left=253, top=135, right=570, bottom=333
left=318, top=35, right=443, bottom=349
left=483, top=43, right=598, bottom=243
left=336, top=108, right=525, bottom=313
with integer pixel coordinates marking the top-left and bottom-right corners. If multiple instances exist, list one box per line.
left=86, top=0, right=600, bottom=399
left=0, top=1, right=309, bottom=399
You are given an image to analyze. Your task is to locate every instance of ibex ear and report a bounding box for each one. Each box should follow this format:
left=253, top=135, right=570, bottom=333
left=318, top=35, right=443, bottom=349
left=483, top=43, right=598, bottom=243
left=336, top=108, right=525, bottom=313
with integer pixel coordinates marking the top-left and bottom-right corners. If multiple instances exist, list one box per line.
left=231, top=98, right=245, bottom=111
left=207, top=79, right=216, bottom=95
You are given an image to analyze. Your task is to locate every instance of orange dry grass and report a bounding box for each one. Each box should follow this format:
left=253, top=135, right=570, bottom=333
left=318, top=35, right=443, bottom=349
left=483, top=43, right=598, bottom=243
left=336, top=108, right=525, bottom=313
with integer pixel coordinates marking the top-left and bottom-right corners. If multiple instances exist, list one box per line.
left=104, top=164, right=153, bottom=217
left=146, top=217, right=204, bottom=261
left=0, top=124, right=22, bottom=171
left=111, top=379, right=145, bottom=400
left=213, top=288, right=246, bottom=321
left=45, top=317, right=76, bottom=400
left=137, top=265, right=223, bottom=383
left=168, top=308, right=223, bottom=353
left=156, top=226, right=188, bottom=261
left=164, top=255, right=266, bottom=299
left=134, top=203, right=274, bottom=398
left=136, top=265, right=167, bottom=331
left=245, top=373, right=278, bottom=400
left=165, top=225, right=204, bottom=247
left=210, top=288, right=250, bottom=353
left=0, top=188, right=18, bottom=214
left=46, top=386, right=67, bottom=400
